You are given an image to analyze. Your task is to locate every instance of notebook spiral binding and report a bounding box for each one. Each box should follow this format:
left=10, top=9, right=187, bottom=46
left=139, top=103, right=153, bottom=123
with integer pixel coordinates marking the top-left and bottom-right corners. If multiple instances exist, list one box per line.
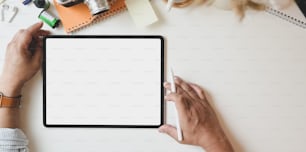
left=266, top=7, right=306, bottom=29
left=69, top=0, right=127, bottom=33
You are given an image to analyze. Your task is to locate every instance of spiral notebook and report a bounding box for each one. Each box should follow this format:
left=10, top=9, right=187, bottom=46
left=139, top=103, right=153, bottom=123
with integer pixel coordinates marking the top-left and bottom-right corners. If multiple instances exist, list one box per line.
left=53, top=0, right=126, bottom=33
left=266, top=2, right=306, bottom=29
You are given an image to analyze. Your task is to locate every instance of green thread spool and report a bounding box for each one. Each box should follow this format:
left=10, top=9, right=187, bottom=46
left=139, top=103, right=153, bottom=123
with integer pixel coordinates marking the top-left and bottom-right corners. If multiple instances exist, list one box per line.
left=38, top=10, right=60, bottom=28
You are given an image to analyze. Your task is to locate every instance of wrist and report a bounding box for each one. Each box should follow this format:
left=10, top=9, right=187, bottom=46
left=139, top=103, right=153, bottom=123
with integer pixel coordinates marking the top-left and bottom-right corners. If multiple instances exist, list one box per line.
left=201, top=138, right=234, bottom=152
left=0, top=75, right=23, bottom=97
left=198, top=129, right=234, bottom=152
left=0, top=76, right=21, bottom=128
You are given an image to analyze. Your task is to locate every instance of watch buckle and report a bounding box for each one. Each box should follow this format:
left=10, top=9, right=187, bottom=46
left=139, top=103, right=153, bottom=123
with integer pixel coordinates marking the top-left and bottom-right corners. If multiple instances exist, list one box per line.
left=0, top=92, right=3, bottom=106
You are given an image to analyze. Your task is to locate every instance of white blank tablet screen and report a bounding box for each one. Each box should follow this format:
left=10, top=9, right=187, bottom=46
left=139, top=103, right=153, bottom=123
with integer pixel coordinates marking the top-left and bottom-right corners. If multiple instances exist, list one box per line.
left=44, top=36, right=163, bottom=127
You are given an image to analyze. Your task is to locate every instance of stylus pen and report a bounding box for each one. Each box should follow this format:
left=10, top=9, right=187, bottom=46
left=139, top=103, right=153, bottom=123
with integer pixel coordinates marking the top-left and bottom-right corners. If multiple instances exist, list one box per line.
left=170, top=68, right=183, bottom=141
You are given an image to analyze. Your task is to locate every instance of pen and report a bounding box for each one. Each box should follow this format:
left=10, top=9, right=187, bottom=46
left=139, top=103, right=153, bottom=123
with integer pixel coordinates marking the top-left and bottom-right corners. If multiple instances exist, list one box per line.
left=170, top=68, right=183, bottom=141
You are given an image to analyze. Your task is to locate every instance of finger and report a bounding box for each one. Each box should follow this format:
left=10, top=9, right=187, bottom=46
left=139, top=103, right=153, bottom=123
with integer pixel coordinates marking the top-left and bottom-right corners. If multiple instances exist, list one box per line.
left=32, top=44, right=43, bottom=67
left=10, top=23, right=44, bottom=56
left=189, top=83, right=206, bottom=100
left=175, top=77, right=199, bottom=100
left=165, top=93, right=189, bottom=119
left=30, top=29, right=48, bottom=53
left=170, top=85, right=192, bottom=111
left=35, top=30, right=51, bottom=37
left=26, top=22, right=43, bottom=35
left=158, top=124, right=179, bottom=141
left=175, top=85, right=185, bottom=94
left=175, top=85, right=195, bottom=104
left=165, top=93, right=182, bottom=103
left=165, top=81, right=192, bottom=111
left=164, top=81, right=185, bottom=96
left=163, top=82, right=171, bottom=91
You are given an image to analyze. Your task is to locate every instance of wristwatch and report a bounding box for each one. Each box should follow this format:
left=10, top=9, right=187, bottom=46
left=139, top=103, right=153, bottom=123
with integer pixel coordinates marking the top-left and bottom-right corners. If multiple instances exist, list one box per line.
left=0, top=92, right=21, bottom=108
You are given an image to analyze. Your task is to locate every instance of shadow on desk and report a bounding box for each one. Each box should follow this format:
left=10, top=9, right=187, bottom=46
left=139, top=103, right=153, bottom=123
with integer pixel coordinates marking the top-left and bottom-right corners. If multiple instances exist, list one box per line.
left=20, top=71, right=42, bottom=152
left=206, top=90, right=245, bottom=152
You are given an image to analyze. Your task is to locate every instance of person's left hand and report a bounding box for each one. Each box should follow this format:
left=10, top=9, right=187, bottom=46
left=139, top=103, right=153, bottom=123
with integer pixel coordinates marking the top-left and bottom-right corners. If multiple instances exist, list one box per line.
left=0, top=22, right=50, bottom=96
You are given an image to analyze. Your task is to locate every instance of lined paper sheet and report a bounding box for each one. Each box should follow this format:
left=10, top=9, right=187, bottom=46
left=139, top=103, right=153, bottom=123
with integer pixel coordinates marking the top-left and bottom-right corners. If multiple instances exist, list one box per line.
left=45, top=37, right=162, bottom=126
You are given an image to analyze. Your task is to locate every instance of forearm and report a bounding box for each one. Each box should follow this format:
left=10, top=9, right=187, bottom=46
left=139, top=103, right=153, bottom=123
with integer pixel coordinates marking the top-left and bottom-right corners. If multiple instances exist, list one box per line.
left=0, top=109, right=20, bottom=128
left=202, top=138, right=234, bottom=152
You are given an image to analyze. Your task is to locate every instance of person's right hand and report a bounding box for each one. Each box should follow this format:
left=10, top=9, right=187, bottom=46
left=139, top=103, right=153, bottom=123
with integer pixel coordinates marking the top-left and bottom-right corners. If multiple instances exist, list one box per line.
left=159, top=77, right=234, bottom=152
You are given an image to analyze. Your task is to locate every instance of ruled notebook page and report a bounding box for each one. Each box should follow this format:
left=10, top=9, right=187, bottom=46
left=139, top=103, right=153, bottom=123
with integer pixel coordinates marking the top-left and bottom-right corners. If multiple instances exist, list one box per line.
left=45, top=38, right=162, bottom=126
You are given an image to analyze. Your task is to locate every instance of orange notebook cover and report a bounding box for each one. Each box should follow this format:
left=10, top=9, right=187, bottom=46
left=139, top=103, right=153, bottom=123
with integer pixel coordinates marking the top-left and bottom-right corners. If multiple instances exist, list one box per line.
left=54, top=0, right=126, bottom=33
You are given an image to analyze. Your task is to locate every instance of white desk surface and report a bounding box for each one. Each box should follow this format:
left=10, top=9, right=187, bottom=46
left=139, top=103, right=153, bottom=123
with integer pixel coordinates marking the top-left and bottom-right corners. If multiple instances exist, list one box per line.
left=1, top=0, right=306, bottom=152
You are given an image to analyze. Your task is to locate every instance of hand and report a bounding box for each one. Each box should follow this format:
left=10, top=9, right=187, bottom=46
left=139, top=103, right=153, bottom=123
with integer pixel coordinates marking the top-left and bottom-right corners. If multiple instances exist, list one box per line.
left=0, top=22, right=50, bottom=96
left=159, top=77, right=234, bottom=152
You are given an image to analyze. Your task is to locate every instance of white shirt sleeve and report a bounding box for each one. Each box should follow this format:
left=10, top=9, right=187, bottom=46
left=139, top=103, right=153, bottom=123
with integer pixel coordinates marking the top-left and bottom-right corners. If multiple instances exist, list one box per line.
left=0, top=128, right=29, bottom=152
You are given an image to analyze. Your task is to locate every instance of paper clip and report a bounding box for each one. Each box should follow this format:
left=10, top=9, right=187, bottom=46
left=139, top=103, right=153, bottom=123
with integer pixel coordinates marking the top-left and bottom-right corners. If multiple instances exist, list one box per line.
left=1, top=4, right=9, bottom=22
left=9, top=6, right=18, bottom=23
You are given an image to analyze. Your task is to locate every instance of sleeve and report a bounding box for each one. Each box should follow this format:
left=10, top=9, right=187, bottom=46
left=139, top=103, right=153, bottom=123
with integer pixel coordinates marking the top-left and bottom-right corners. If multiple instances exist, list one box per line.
left=0, top=128, right=29, bottom=152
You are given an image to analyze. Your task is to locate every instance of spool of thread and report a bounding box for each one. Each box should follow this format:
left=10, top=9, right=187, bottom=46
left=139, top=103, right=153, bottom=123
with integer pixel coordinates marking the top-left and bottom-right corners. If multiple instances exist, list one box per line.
left=38, top=10, right=60, bottom=28
left=34, top=0, right=50, bottom=9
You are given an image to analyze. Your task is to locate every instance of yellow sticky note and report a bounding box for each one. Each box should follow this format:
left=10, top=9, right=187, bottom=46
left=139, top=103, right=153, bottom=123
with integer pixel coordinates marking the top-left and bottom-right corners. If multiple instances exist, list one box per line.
left=125, top=0, right=158, bottom=27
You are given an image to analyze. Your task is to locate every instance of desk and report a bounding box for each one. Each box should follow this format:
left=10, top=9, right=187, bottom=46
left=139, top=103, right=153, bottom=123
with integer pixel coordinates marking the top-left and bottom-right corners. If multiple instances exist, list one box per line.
left=1, top=0, right=306, bottom=152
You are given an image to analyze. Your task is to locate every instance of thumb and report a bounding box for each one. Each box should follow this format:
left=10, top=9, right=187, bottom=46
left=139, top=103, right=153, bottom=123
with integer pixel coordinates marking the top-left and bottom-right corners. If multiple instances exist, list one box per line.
left=159, top=124, right=178, bottom=141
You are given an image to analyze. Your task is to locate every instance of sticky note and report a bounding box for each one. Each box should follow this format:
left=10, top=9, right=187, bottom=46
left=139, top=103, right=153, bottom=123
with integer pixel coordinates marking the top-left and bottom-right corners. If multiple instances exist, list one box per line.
left=125, top=0, right=158, bottom=27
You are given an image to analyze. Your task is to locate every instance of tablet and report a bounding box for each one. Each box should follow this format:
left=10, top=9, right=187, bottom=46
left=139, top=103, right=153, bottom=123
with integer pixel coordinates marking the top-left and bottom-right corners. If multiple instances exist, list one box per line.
left=43, top=35, right=164, bottom=128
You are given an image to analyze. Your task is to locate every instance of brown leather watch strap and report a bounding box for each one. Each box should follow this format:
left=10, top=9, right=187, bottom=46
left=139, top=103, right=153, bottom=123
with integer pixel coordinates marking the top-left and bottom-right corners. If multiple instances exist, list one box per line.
left=0, top=92, right=21, bottom=108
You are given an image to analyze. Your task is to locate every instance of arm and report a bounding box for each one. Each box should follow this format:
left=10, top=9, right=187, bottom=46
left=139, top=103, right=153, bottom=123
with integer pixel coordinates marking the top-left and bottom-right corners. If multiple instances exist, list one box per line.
left=0, top=22, right=49, bottom=151
left=159, top=77, right=234, bottom=152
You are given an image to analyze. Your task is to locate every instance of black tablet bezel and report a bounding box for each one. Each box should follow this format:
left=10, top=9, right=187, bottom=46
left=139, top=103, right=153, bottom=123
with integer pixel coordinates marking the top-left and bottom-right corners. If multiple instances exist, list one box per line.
left=43, top=35, right=164, bottom=128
